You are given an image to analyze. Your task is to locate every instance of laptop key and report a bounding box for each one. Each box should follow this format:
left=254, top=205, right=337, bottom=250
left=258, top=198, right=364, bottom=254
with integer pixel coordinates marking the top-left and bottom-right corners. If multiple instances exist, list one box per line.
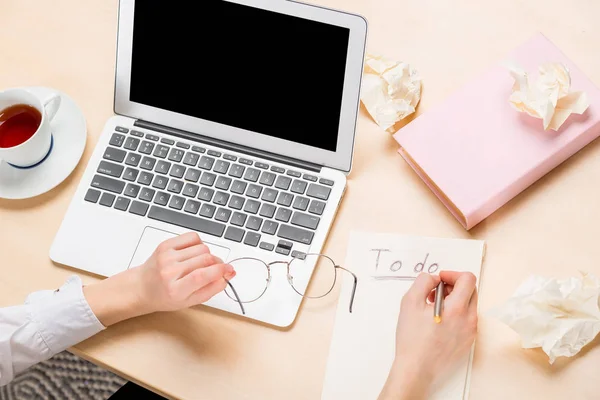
left=259, top=242, right=274, bottom=251
left=244, top=232, right=260, bottom=247
left=154, top=192, right=170, bottom=206
left=246, top=184, right=262, bottom=198
left=130, top=130, right=144, bottom=137
left=84, top=188, right=101, bottom=203
left=200, top=204, right=216, bottom=218
left=161, top=138, right=175, bottom=145
left=184, top=168, right=201, bottom=183
left=153, top=144, right=170, bottom=159
left=168, top=148, right=184, bottom=162
left=270, top=166, right=285, bottom=174
left=275, top=246, right=290, bottom=256
left=291, top=212, right=320, bottom=230
left=139, top=187, right=155, bottom=202
left=168, top=196, right=185, bottom=210
left=152, top=175, right=168, bottom=190
left=215, top=208, right=232, bottom=222
left=292, top=196, right=309, bottom=211
left=291, top=180, right=307, bottom=194
left=167, top=179, right=184, bottom=194
left=114, top=197, right=130, bottom=211
left=192, top=146, right=206, bottom=153
left=125, top=153, right=141, bottom=167
left=140, top=156, right=156, bottom=170
left=223, top=154, right=237, bottom=161
left=155, top=160, right=171, bottom=174
left=169, top=164, right=186, bottom=178
left=115, top=126, right=129, bottom=133
left=214, top=191, right=230, bottom=206
left=259, top=172, right=276, bottom=186
left=109, top=133, right=125, bottom=147
left=139, top=141, right=155, bottom=155
left=207, top=150, right=221, bottom=157
left=278, top=240, right=293, bottom=250
left=275, top=207, right=292, bottom=223
left=239, top=158, right=253, bottom=165
left=198, top=156, right=215, bottom=170
left=129, top=200, right=149, bottom=216
left=277, top=224, right=314, bottom=245
left=200, top=172, right=216, bottom=186
left=261, top=188, right=278, bottom=203
left=291, top=250, right=306, bottom=260
left=246, top=216, right=263, bottom=231
left=231, top=212, right=247, bottom=226
left=183, top=152, right=199, bottom=166
left=255, top=162, right=269, bottom=169
left=184, top=199, right=201, bottom=214
left=97, top=160, right=124, bottom=178
left=198, top=187, right=215, bottom=202
left=307, top=183, right=331, bottom=201
left=183, top=183, right=199, bottom=198
left=123, top=167, right=139, bottom=182
left=303, top=174, right=318, bottom=182
left=214, top=160, right=230, bottom=174
left=319, top=178, right=334, bottom=186
left=103, top=147, right=126, bottom=163
left=137, top=171, right=154, bottom=186
left=124, top=137, right=140, bottom=151
left=125, top=183, right=141, bottom=198
left=276, top=192, right=294, bottom=207
left=259, top=203, right=276, bottom=219
left=228, top=164, right=245, bottom=178
left=231, top=180, right=247, bottom=194
left=228, top=195, right=245, bottom=210
left=91, top=174, right=125, bottom=194
left=275, top=176, right=292, bottom=190
left=176, top=142, right=190, bottom=149
left=214, top=176, right=231, bottom=191
left=308, top=200, right=326, bottom=215
left=145, top=134, right=159, bottom=141
left=244, top=199, right=260, bottom=214
left=286, top=170, right=301, bottom=178
left=243, top=168, right=260, bottom=182
left=224, top=226, right=245, bottom=243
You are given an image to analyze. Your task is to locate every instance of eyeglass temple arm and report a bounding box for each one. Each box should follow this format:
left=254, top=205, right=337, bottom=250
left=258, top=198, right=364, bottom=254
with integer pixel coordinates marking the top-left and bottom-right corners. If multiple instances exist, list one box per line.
left=225, top=279, right=246, bottom=315
left=335, top=266, right=358, bottom=313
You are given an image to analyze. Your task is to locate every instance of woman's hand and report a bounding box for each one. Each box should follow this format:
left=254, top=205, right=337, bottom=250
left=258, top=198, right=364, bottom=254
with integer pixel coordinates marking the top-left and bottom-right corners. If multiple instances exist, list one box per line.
left=379, top=271, right=478, bottom=400
left=83, top=232, right=235, bottom=326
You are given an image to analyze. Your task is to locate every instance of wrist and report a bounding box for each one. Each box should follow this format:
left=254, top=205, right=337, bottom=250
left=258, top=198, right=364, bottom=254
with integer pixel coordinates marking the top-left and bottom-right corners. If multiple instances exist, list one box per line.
left=83, top=267, right=148, bottom=326
left=380, top=359, right=432, bottom=400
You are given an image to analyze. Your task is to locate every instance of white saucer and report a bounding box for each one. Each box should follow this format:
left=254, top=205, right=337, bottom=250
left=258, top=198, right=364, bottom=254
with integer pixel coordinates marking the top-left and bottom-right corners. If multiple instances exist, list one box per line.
left=0, top=86, right=87, bottom=199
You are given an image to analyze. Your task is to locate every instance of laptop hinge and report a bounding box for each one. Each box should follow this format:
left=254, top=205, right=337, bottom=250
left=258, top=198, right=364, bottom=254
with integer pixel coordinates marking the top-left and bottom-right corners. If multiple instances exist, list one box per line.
left=134, top=120, right=322, bottom=173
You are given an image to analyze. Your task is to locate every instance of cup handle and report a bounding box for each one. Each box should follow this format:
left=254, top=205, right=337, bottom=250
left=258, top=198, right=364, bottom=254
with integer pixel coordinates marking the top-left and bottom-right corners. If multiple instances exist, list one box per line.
left=43, top=93, right=62, bottom=121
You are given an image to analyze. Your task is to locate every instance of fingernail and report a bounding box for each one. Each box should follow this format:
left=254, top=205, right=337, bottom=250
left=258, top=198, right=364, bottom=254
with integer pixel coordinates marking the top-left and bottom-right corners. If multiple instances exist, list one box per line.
left=225, top=270, right=236, bottom=280
left=226, top=264, right=234, bottom=274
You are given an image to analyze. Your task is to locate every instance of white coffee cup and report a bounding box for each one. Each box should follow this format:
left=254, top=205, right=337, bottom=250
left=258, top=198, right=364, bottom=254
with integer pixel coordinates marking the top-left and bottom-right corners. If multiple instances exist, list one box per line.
left=0, top=89, right=61, bottom=168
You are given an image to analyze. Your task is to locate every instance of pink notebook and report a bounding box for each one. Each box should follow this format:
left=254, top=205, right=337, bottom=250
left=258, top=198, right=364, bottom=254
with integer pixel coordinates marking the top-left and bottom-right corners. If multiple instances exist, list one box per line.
left=393, top=33, right=600, bottom=230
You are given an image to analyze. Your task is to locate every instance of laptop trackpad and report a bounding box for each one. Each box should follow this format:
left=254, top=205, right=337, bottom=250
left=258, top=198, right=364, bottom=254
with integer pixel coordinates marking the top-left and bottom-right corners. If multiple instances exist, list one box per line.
left=128, top=227, right=231, bottom=268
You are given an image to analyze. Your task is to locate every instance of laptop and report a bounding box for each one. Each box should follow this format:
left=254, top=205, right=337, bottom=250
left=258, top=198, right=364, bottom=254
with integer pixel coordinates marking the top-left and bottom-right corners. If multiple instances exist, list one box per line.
left=50, top=0, right=367, bottom=327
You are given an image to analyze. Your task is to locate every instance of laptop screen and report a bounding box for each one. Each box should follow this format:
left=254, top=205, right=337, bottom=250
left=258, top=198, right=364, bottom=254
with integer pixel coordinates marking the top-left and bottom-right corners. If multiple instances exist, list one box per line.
left=129, top=1, right=351, bottom=153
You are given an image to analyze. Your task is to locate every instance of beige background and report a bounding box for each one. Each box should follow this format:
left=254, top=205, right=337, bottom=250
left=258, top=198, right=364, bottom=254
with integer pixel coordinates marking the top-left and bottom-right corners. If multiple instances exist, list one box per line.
left=2, top=0, right=600, bottom=399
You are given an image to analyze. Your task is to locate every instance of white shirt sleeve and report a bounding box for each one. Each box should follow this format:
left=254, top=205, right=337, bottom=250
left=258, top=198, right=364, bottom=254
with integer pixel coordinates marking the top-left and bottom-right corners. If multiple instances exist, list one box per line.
left=0, top=275, right=105, bottom=386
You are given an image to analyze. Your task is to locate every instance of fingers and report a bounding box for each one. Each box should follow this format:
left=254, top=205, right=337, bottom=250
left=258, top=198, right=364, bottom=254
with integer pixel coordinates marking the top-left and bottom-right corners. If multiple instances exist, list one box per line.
left=174, top=243, right=210, bottom=262
left=176, top=253, right=225, bottom=278
left=427, top=283, right=453, bottom=303
left=404, top=273, right=440, bottom=306
left=185, top=277, right=231, bottom=306
left=440, top=271, right=477, bottom=307
left=159, top=232, right=203, bottom=251
left=175, top=263, right=234, bottom=296
left=468, top=288, right=479, bottom=314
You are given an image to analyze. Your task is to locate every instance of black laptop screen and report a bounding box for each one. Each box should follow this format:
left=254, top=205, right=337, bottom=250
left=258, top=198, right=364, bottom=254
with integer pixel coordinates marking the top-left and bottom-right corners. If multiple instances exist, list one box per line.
left=129, top=1, right=350, bottom=152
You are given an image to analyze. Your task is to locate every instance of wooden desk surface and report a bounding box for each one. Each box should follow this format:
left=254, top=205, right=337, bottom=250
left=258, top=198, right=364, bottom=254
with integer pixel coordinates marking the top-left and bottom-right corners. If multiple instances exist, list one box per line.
left=2, top=1, right=600, bottom=399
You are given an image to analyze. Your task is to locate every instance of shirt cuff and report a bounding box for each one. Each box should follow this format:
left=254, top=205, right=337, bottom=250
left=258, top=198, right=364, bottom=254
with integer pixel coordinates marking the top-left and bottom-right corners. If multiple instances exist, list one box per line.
left=26, top=275, right=106, bottom=353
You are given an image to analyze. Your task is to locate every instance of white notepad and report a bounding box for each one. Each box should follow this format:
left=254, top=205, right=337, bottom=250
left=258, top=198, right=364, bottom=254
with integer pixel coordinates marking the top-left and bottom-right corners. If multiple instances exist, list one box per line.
left=321, top=231, right=485, bottom=400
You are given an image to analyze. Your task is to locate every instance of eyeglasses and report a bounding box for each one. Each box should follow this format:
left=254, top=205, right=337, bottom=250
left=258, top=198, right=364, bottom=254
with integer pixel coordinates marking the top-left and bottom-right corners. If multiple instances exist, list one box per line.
left=224, top=253, right=358, bottom=316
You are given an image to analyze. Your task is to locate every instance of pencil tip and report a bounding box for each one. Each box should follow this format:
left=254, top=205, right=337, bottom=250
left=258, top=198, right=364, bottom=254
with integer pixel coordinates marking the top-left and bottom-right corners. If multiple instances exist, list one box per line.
left=434, top=316, right=442, bottom=324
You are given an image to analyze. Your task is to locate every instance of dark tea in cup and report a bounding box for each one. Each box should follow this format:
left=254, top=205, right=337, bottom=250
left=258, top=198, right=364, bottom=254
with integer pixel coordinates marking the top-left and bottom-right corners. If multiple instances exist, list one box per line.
left=0, top=104, right=42, bottom=148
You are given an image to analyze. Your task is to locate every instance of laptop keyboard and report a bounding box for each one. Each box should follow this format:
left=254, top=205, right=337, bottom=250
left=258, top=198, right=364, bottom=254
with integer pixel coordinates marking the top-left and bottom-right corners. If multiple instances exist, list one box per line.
left=85, top=126, right=334, bottom=256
